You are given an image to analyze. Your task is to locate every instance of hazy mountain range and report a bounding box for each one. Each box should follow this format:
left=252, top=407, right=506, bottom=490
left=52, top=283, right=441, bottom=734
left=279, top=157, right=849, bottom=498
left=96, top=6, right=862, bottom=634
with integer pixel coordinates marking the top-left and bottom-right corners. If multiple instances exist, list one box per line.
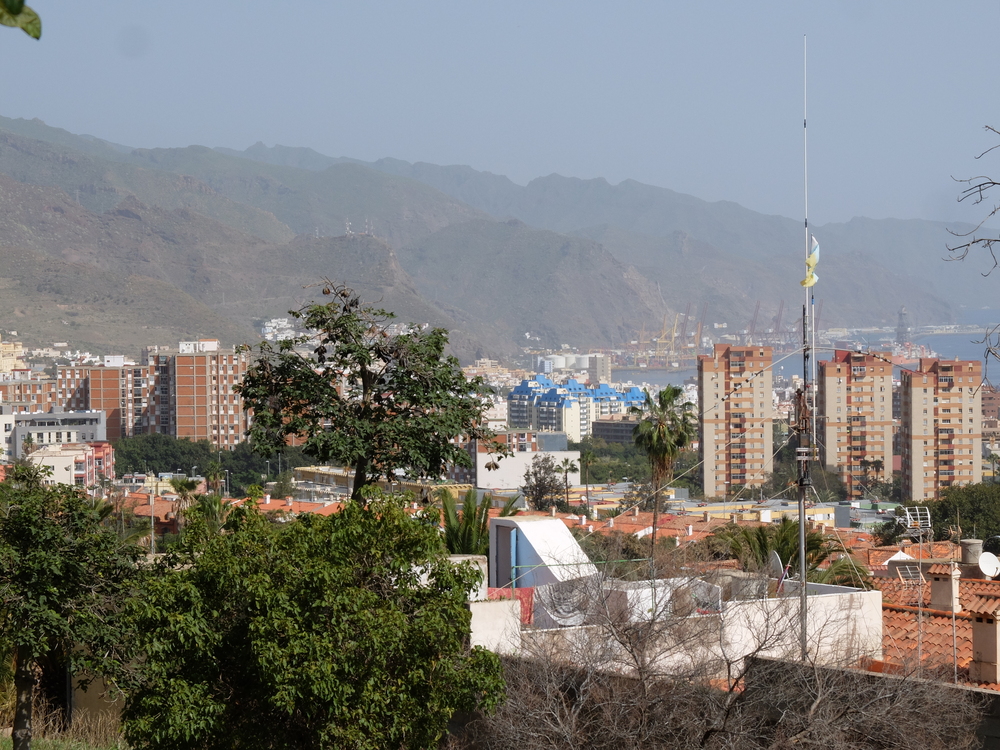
left=0, top=114, right=989, bottom=362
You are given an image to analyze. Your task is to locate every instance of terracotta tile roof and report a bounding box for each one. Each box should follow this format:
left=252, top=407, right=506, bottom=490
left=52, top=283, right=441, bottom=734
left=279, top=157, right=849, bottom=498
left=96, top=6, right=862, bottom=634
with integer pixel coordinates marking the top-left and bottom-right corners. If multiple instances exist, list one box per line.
left=926, top=563, right=958, bottom=576
left=881, top=586, right=1000, bottom=692
left=882, top=603, right=973, bottom=670
left=876, top=577, right=1000, bottom=608
left=839, top=537, right=960, bottom=568
left=965, top=596, right=1000, bottom=615
left=124, top=493, right=177, bottom=522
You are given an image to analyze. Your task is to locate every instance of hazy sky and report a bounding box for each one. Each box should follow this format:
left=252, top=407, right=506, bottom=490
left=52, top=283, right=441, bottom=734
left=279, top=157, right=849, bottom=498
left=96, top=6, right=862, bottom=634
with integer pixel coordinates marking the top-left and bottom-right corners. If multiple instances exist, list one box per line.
left=2, top=2, right=999, bottom=226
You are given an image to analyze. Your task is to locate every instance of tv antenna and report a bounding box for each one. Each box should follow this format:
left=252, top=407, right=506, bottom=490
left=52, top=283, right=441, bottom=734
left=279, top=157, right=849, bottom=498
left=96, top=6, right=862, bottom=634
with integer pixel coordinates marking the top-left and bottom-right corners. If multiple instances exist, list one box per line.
left=903, top=505, right=932, bottom=672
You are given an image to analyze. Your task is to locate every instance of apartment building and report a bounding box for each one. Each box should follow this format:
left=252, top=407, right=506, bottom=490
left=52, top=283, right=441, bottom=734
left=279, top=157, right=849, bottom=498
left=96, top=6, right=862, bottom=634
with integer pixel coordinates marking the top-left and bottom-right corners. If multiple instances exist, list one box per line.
left=0, top=372, right=57, bottom=412
left=0, top=341, right=250, bottom=452
left=171, top=340, right=249, bottom=448
left=29, top=441, right=114, bottom=486
left=4, top=406, right=107, bottom=460
left=0, top=334, right=25, bottom=374
left=900, top=358, right=982, bottom=501
left=698, top=345, right=774, bottom=498
left=82, top=364, right=156, bottom=441
left=507, top=376, right=645, bottom=442
left=816, top=351, right=894, bottom=500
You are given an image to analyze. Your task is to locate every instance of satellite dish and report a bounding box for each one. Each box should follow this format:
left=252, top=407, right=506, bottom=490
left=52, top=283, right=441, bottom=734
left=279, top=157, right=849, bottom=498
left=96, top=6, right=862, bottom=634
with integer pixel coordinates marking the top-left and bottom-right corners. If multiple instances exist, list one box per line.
left=980, top=551, right=1000, bottom=579
left=769, top=550, right=784, bottom=579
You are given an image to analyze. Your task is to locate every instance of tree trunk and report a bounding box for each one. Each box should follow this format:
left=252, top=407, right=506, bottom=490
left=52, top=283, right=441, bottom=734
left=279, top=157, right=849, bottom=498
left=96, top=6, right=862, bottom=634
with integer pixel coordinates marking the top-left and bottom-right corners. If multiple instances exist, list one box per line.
left=650, top=461, right=663, bottom=556
left=13, top=645, right=34, bottom=750
left=351, top=457, right=369, bottom=500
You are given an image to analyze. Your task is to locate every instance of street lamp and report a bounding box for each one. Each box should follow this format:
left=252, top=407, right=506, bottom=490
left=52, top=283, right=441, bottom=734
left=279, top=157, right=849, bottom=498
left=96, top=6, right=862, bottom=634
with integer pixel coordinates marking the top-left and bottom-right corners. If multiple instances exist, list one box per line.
left=191, top=465, right=197, bottom=479
left=266, top=460, right=270, bottom=480
left=224, top=469, right=230, bottom=497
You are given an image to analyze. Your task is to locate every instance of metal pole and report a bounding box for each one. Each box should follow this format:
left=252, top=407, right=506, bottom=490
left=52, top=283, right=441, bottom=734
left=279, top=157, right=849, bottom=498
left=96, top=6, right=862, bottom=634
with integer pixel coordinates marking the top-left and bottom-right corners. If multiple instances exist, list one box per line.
left=797, top=35, right=810, bottom=662
left=150, top=493, right=155, bottom=555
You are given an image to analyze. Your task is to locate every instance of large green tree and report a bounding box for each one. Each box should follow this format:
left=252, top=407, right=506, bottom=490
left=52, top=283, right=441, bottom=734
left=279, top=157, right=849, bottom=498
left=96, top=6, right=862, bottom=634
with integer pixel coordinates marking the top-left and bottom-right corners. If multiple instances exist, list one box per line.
left=122, top=493, right=504, bottom=750
left=630, top=385, right=696, bottom=546
left=0, top=466, right=142, bottom=750
left=915, top=482, right=1000, bottom=546
left=237, top=284, right=498, bottom=499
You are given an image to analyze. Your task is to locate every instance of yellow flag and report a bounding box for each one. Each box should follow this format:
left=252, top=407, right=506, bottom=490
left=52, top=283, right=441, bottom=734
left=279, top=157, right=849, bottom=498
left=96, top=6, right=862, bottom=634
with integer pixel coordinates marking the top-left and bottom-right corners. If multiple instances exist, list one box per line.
left=801, top=235, right=819, bottom=287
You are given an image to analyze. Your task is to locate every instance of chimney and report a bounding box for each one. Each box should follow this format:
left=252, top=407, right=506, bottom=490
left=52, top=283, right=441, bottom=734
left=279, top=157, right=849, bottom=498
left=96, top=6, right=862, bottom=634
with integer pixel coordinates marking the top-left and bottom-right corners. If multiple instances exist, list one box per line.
left=263, top=494, right=271, bottom=505
left=686, top=524, right=694, bottom=537
left=703, top=511, right=710, bottom=522
left=928, top=563, right=961, bottom=613
left=550, top=506, right=556, bottom=517
left=608, top=518, right=614, bottom=529
left=632, top=506, right=639, bottom=517
left=969, top=597, right=1000, bottom=683
left=285, top=497, right=293, bottom=506
left=577, top=515, right=587, bottom=526
left=962, top=539, right=984, bottom=564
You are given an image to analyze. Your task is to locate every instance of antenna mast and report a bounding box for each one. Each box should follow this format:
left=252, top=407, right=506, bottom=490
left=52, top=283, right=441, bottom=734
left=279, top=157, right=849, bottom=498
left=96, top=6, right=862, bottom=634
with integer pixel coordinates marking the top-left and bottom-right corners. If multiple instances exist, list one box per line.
left=796, top=34, right=812, bottom=662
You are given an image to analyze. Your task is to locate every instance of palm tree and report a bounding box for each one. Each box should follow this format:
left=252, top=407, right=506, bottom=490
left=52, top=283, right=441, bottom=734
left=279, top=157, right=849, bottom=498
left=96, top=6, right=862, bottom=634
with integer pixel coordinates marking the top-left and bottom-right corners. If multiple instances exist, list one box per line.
left=439, top=488, right=518, bottom=556
left=712, top=517, right=871, bottom=588
left=169, top=476, right=199, bottom=525
left=205, top=460, right=224, bottom=495
left=192, top=493, right=233, bottom=534
left=630, top=385, right=696, bottom=548
left=581, top=449, right=595, bottom=516
left=558, top=458, right=578, bottom=511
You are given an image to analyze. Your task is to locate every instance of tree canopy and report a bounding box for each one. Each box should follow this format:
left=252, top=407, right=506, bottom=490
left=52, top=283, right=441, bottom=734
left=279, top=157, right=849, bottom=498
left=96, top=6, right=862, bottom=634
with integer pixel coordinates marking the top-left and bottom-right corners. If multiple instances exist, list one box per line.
left=237, top=284, right=498, bottom=498
left=913, top=482, right=1000, bottom=547
left=630, top=385, right=696, bottom=545
left=122, top=492, right=504, bottom=750
left=0, top=468, right=142, bottom=750
left=521, top=454, right=564, bottom=511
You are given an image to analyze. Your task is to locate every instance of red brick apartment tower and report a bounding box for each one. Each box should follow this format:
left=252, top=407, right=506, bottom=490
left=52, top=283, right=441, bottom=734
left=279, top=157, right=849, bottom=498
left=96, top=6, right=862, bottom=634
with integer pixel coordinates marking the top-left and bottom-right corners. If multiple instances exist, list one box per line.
left=901, top=358, right=982, bottom=502
left=86, top=365, right=155, bottom=442
left=698, top=345, right=774, bottom=499
left=56, top=366, right=89, bottom=411
left=142, top=346, right=175, bottom=436
left=816, top=351, right=894, bottom=500
left=172, top=340, right=249, bottom=449
left=0, top=377, right=57, bottom=413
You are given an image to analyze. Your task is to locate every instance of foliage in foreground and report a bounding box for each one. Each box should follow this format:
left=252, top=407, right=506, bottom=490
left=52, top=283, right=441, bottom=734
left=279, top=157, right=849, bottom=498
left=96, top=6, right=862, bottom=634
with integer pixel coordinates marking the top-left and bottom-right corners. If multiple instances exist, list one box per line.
left=0, top=468, right=142, bottom=750
left=122, top=493, right=504, bottom=750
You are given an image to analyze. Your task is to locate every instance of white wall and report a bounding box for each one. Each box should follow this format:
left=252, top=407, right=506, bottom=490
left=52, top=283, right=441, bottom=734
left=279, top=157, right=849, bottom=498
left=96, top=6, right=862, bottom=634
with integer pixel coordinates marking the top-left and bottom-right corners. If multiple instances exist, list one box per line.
left=477, top=450, right=580, bottom=491
left=469, top=600, right=522, bottom=655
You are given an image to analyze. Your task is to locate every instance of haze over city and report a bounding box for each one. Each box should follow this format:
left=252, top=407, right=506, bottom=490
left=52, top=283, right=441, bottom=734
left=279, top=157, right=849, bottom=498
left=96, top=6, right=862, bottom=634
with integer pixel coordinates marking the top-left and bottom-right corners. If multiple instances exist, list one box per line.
left=8, top=4, right=1000, bottom=747
left=2, top=2, right=999, bottom=226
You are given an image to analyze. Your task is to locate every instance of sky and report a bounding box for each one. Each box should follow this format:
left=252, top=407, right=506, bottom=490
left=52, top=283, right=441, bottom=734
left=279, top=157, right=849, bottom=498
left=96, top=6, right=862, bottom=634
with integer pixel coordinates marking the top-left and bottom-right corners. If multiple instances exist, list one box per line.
left=1, top=2, right=999, bottom=226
